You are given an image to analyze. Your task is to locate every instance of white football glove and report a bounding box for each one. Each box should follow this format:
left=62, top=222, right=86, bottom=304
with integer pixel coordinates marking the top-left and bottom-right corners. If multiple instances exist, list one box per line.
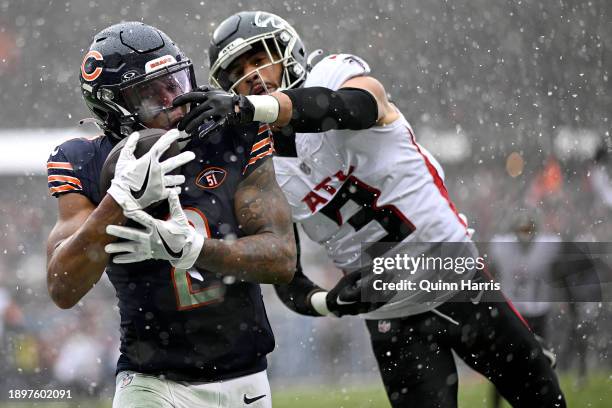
left=107, top=129, right=195, bottom=213
left=104, top=191, right=204, bottom=269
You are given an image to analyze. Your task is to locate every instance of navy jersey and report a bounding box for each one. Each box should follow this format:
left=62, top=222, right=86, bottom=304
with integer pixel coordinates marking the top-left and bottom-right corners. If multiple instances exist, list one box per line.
left=47, top=135, right=114, bottom=203
left=47, top=124, right=276, bottom=381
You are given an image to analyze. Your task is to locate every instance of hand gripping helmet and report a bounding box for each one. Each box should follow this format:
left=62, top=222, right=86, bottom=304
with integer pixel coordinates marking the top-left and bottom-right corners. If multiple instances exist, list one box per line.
left=79, top=22, right=196, bottom=140
left=208, top=11, right=307, bottom=93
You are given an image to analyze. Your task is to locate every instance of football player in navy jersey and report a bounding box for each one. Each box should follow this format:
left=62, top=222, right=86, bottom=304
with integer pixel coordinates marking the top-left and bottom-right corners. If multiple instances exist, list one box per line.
left=46, top=22, right=295, bottom=407
left=173, top=11, right=567, bottom=408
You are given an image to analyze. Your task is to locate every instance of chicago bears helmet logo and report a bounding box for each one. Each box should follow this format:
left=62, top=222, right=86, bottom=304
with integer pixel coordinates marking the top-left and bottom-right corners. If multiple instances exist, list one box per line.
left=196, top=167, right=227, bottom=189
left=81, top=50, right=103, bottom=82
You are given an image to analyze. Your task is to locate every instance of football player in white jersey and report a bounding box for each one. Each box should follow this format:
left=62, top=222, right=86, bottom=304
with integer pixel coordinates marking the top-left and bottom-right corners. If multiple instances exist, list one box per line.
left=173, top=11, right=566, bottom=408
left=488, top=211, right=561, bottom=408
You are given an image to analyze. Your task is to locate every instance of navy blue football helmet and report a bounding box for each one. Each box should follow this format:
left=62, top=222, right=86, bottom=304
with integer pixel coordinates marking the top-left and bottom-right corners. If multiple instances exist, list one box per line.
left=79, top=22, right=196, bottom=139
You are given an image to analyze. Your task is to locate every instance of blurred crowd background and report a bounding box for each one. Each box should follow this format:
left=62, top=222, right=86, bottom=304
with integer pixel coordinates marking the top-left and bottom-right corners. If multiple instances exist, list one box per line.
left=0, top=0, right=610, bottom=404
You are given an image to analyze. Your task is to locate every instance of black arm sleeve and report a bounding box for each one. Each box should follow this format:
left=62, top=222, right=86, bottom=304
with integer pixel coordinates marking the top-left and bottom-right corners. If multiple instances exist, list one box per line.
left=274, top=224, right=326, bottom=316
left=281, top=86, right=378, bottom=133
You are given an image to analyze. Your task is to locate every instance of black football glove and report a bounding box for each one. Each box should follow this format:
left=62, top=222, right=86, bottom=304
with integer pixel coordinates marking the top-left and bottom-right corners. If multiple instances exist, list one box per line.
left=325, top=269, right=394, bottom=317
left=173, top=88, right=255, bottom=135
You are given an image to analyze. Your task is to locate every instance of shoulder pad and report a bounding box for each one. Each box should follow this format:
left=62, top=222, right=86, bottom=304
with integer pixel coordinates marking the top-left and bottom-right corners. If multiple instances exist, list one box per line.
left=306, top=53, right=371, bottom=90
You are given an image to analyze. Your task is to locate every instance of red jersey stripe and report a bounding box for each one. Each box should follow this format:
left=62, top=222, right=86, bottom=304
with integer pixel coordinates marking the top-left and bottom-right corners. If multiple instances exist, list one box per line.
left=406, top=127, right=467, bottom=229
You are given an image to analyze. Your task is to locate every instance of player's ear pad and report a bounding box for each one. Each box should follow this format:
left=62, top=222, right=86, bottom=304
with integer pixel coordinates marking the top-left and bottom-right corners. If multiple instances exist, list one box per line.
left=100, top=128, right=182, bottom=214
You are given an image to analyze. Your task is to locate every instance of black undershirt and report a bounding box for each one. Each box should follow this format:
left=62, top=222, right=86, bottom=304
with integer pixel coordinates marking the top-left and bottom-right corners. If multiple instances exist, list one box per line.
left=272, top=128, right=298, bottom=157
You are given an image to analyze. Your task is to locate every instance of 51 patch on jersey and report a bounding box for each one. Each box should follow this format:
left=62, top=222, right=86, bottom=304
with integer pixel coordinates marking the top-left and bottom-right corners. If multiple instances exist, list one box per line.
left=196, top=167, right=227, bottom=189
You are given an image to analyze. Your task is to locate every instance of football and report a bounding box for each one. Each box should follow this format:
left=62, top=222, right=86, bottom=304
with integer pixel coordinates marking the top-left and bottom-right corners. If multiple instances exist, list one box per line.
left=99, top=128, right=182, bottom=197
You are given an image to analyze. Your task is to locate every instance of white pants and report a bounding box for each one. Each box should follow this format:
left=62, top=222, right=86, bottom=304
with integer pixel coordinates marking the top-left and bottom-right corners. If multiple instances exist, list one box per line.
left=113, top=370, right=271, bottom=408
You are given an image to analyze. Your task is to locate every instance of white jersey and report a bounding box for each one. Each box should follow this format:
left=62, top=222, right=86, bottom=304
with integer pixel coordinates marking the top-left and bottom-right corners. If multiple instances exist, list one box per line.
left=489, top=234, right=561, bottom=317
left=274, top=54, right=472, bottom=318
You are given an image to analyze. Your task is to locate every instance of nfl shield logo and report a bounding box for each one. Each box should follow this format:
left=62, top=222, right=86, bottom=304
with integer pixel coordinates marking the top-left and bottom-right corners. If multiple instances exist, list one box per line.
left=378, top=320, right=391, bottom=333
left=299, top=162, right=311, bottom=175
left=120, top=373, right=135, bottom=389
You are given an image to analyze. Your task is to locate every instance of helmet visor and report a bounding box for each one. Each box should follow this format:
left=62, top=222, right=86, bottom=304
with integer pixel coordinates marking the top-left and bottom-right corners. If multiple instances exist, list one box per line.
left=121, top=67, right=193, bottom=129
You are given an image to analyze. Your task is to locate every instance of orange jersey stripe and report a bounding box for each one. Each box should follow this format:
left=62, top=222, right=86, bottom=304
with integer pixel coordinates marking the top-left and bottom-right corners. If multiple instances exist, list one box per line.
left=48, top=175, right=82, bottom=187
left=243, top=147, right=274, bottom=175
left=251, top=137, right=271, bottom=153
left=258, top=124, right=271, bottom=134
left=247, top=147, right=274, bottom=166
left=47, top=162, right=74, bottom=170
left=49, top=184, right=81, bottom=194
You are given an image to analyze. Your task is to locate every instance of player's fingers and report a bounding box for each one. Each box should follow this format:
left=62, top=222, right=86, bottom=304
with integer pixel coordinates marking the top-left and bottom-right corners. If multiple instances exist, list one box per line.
left=128, top=210, right=156, bottom=228
left=172, top=92, right=208, bottom=108
left=178, top=103, right=213, bottom=132
left=161, top=151, right=195, bottom=173
left=112, top=253, right=146, bottom=264
left=164, top=174, right=185, bottom=187
left=151, top=129, right=181, bottom=156
left=104, top=242, right=139, bottom=254
left=177, top=130, right=191, bottom=145
left=106, top=224, right=148, bottom=241
left=120, top=132, right=140, bottom=160
left=185, top=112, right=218, bottom=135
left=170, top=186, right=182, bottom=196
left=167, top=190, right=185, bottom=218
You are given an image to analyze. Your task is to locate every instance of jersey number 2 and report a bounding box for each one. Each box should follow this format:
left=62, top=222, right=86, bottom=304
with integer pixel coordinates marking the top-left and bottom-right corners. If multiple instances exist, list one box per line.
left=171, top=207, right=224, bottom=311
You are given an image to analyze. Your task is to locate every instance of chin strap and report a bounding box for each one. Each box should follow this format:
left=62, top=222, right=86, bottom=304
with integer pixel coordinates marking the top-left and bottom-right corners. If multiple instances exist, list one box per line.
left=78, top=117, right=104, bottom=129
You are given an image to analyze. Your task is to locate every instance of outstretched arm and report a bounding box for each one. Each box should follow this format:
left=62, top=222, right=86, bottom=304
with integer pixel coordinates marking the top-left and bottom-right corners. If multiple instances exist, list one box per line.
left=173, top=76, right=398, bottom=135
left=196, top=158, right=296, bottom=284
left=271, top=76, right=399, bottom=130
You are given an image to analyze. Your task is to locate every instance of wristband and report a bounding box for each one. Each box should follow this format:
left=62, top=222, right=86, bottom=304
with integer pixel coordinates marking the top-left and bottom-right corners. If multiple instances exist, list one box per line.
left=310, top=290, right=331, bottom=316
left=245, top=95, right=280, bottom=123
